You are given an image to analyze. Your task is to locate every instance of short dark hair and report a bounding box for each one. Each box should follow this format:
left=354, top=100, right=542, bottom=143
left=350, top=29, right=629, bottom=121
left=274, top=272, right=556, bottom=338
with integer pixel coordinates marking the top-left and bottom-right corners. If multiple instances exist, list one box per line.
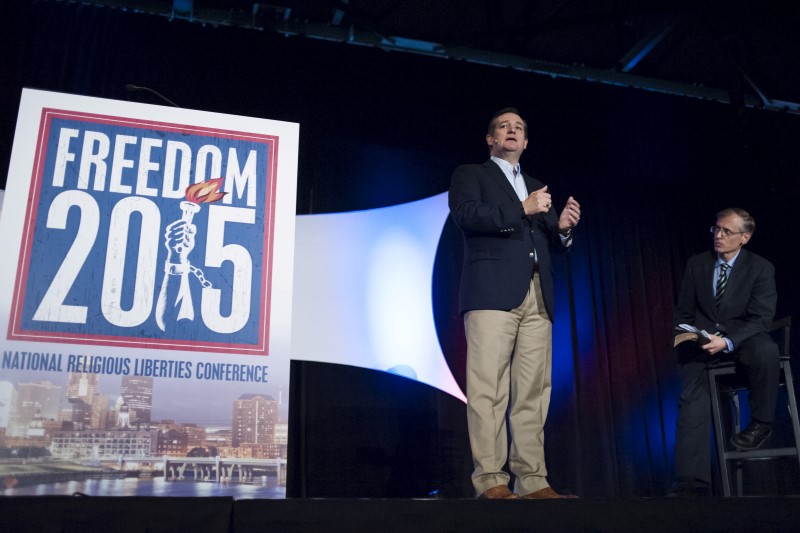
left=487, top=107, right=528, bottom=137
left=717, top=207, right=755, bottom=234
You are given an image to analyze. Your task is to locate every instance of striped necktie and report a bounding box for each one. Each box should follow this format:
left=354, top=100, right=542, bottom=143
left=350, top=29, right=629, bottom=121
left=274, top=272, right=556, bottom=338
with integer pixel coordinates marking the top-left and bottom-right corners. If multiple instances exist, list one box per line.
left=715, top=263, right=730, bottom=306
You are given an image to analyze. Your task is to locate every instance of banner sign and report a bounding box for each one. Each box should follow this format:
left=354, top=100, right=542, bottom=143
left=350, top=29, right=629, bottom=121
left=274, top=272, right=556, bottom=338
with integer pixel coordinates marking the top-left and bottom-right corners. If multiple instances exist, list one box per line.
left=0, top=90, right=297, bottom=498
left=11, top=109, right=277, bottom=354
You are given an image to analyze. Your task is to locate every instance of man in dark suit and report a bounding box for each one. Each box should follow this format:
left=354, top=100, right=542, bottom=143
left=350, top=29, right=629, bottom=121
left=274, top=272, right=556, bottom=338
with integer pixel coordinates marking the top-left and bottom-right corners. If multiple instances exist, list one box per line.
left=670, top=207, right=779, bottom=496
left=448, top=107, right=581, bottom=499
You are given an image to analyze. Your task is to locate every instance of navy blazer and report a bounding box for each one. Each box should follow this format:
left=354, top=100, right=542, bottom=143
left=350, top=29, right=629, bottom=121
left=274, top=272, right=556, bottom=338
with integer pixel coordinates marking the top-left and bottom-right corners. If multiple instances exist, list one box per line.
left=673, top=249, right=777, bottom=348
left=448, top=159, right=568, bottom=321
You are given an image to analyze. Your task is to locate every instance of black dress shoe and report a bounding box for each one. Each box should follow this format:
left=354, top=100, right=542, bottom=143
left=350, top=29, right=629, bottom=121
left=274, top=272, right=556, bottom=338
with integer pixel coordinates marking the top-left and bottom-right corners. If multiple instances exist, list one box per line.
left=666, top=478, right=711, bottom=498
left=731, top=421, right=772, bottom=451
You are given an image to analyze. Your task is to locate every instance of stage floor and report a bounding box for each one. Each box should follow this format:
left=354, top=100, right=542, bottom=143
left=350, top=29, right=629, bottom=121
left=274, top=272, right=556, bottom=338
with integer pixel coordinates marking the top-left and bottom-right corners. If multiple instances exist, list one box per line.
left=3, top=496, right=800, bottom=532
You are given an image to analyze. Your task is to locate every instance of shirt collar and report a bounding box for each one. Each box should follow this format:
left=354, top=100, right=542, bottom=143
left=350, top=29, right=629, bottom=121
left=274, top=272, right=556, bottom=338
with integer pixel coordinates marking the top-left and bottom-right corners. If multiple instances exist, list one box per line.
left=717, top=250, right=742, bottom=268
left=491, top=156, right=520, bottom=176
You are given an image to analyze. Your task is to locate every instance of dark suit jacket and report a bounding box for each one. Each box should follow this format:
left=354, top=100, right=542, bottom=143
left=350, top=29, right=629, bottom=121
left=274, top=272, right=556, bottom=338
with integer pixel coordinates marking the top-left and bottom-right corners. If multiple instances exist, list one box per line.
left=448, top=159, right=568, bottom=321
left=673, top=249, right=777, bottom=348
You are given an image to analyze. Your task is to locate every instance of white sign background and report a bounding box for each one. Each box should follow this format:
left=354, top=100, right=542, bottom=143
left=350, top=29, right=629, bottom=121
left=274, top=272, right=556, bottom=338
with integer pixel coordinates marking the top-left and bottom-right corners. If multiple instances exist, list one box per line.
left=0, top=89, right=298, bottom=495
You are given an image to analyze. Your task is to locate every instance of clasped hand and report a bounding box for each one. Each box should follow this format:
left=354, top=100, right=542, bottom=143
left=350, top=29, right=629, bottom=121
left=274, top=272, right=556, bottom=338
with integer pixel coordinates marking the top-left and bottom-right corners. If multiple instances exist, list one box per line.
left=702, top=334, right=728, bottom=355
left=522, top=185, right=552, bottom=215
left=522, top=186, right=581, bottom=232
left=165, top=219, right=197, bottom=264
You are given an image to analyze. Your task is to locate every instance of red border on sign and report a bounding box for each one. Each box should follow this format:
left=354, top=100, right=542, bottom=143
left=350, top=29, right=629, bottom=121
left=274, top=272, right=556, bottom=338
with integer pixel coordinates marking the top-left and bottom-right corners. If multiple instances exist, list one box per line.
left=7, top=109, right=279, bottom=356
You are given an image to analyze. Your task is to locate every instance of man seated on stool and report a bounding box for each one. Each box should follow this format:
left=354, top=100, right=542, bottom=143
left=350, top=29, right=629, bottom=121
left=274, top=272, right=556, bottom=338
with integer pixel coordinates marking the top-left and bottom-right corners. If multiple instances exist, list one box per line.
left=668, top=207, right=779, bottom=497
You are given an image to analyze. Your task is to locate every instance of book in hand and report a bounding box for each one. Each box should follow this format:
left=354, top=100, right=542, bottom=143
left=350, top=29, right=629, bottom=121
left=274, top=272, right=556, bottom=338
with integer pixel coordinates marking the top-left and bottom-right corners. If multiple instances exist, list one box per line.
left=674, top=324, right=712, bottom=347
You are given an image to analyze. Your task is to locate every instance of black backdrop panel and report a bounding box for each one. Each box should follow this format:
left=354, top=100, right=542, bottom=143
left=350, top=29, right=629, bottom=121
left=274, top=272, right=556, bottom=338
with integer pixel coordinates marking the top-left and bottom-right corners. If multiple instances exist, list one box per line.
left=287, top=361, right=473, bottom=498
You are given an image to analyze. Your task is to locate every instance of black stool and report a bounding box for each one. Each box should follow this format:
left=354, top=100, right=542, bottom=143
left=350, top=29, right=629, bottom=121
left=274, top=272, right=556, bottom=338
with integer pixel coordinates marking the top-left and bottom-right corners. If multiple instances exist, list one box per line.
left=707, top=316, right=800, bottom=496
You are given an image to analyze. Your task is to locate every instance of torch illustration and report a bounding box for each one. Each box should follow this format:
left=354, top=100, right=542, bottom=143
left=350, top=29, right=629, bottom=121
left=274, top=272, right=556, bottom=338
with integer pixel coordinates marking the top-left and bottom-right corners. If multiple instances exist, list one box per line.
left=178, top=177, right=226, bottom=229
left=155, top=178, right=227, bottom=332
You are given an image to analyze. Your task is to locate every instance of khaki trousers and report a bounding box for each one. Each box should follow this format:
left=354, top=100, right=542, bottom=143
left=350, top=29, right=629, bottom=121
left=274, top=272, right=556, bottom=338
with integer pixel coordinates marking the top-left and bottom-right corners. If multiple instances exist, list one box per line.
left=465, top=273, right=553, bottom=496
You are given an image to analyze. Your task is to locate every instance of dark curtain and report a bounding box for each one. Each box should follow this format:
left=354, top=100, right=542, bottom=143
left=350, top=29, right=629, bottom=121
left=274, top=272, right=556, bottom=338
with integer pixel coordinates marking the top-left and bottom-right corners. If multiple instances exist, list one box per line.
left=3, top=1, right=800, bottom=497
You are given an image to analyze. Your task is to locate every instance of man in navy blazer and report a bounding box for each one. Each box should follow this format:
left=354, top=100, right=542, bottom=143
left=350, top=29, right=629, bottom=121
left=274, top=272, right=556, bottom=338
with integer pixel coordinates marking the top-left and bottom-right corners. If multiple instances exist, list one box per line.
left=449, top=108, right=581, bottom=499
left=670, top=208, right=779, bottom=496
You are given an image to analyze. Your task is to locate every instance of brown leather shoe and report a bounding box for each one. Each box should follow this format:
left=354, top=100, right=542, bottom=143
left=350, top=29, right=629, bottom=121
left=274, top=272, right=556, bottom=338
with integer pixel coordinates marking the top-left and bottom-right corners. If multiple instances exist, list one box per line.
left=478, top=485, right=519, bottom=499
left=521, top=487, right=578, bottom=499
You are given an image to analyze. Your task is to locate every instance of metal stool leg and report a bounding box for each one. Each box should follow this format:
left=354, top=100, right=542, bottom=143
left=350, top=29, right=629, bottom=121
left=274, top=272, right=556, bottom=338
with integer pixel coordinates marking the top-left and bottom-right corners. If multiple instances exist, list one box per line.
left=709, top=367, right=733, bottom=496
left=704, top=318, right=798, bottom=496
left=730, top=392, right=744, bottom=496
left=780, top=360, right=800, bottom=476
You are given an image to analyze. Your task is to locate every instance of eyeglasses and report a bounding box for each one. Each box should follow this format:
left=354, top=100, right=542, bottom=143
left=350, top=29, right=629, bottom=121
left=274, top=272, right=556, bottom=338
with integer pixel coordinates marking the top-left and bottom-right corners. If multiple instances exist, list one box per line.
left=709, top=225, right=746, bottom=238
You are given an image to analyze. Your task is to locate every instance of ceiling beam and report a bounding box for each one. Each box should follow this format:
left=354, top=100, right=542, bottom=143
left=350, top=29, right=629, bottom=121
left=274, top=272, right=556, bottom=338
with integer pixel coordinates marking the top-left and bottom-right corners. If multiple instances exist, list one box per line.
left=331, top=0, right=349, bottom=26
left=270, top=17, right=799, bottom=114
left=617, top=21, right=677, bottom=73
left=60, top=0, right=800, bottom=115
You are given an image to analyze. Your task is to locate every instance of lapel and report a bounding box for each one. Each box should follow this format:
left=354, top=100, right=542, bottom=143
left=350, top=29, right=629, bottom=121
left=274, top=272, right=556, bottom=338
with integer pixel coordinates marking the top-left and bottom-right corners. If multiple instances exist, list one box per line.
left=701, top=252, right=717, bottom=309
left=484, top=159, right=520, bottom=203
left=523, top=173, right=538, bottom=197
